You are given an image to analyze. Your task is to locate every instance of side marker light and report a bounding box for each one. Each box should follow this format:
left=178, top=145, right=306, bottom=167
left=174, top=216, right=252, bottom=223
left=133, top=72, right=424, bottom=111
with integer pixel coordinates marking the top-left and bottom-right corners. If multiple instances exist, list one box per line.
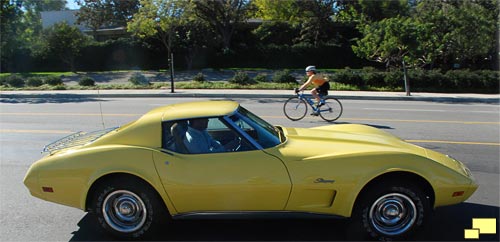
left=42, top=187, right=54, bottom=193
left=452, top=191, right=464, bottom=197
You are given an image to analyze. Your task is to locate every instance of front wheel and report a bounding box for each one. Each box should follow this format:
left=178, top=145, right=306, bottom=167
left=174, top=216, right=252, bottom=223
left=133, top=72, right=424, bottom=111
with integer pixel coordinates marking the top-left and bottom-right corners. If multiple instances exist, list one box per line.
left=350, top=183, right=430, bottom=240
left=283, top=97, right=308, bottom=121
left=318, top=97, right=343, bottom=122
left=92, top=178, right=168, bottom=239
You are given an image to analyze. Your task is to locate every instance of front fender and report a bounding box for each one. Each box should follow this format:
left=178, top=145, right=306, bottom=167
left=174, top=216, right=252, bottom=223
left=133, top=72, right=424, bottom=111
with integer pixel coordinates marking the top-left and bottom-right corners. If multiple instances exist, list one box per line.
left=332, top=152, right=474, bottom=217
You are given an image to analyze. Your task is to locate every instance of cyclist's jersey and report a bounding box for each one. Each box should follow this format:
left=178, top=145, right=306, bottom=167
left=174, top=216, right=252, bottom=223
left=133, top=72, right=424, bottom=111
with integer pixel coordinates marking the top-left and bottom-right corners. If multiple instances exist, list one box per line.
left=309, top=74, right=328, bottom=87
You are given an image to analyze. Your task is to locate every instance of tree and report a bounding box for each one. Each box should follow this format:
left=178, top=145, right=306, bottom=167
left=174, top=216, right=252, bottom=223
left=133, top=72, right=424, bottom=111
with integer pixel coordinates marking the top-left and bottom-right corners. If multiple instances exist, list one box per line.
left=19, top=0, right=67, bottom=37
left=337, top=0, right=410, bottom=23
left=1, top=0, right=25, bottom=72
left=253, top=0, right=300, bottom=22
left=177, top=19, right=214, bottom=69
left=191, top=0, right=254, bottom=53
left=353, top=16, right=422, bottom=68
left=40, top=22, right=92, bottom=72
left=127, top=0, right=188, bottom=67
left=351, top=0, right=498, bottom=70
left=76, top=0, right=139, bottom=33
left=414, top=0, right=498, bottom=69
left=295, top=0, right=337, bottom=47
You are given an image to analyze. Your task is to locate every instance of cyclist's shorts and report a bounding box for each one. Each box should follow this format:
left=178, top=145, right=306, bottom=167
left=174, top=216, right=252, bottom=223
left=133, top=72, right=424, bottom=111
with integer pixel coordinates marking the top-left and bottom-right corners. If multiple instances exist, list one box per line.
left=315, top=82, right=330, bottom=96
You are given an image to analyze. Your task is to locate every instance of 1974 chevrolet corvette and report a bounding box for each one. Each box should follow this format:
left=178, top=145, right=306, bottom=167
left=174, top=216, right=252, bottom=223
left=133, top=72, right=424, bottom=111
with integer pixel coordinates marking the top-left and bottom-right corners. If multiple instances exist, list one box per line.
left=24, top=101, right=477, bottom=240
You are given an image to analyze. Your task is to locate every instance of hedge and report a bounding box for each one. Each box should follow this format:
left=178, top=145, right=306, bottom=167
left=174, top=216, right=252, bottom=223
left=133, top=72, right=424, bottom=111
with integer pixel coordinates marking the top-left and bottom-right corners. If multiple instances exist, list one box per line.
left=328, top=68, right=499, bottom=93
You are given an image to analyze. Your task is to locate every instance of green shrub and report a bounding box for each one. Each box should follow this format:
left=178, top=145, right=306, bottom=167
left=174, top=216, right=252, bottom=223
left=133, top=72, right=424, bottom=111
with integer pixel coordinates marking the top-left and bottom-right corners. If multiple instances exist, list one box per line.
left=445, top=70, right=476, bottom=89
left=78, top=77, right=95, bottom=86
left=193, top=72, right=206, bottom=82
left=272, top=69, right=296, bottom=83
left=361, top=67, right=385, bottom=87
left=384, top=70, right=403, bottom=88
left=230, top=71, right=256, bottom=85
left=476, top=70, right=499, bottom=90
left=52, top=85, right=67, bottom=90
left=0, top=76, right=8, bottom=86
left=330, top=68, right=363, bottom=86
left=44, top=76, right=63, bottom=86
left=425, top=69, right=448, bottom=88
left=6, top=74, right=25, bottom=87
left=129, top=72, right=150, bottom=85
left=26, top=77, right=44, bottom=87
left=253, top=73, right=268, bottom=83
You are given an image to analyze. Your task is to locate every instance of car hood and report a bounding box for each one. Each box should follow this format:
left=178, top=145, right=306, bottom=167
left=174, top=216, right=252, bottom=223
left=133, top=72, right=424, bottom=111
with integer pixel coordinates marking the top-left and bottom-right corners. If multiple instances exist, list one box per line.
left=273, top=124, right=472, bottom=178
left=275, top=124, right=427, bottom=160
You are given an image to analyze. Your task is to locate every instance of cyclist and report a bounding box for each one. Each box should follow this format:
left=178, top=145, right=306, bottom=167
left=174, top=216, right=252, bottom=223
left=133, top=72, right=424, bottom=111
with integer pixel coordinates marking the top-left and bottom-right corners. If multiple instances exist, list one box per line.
left=296, top=66, right=330, bottom=114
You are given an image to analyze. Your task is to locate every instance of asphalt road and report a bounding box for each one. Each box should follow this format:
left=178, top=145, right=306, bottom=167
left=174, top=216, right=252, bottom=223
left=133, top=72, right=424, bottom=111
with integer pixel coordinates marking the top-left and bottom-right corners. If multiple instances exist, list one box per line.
left=1, top=97, right=499, bottom=241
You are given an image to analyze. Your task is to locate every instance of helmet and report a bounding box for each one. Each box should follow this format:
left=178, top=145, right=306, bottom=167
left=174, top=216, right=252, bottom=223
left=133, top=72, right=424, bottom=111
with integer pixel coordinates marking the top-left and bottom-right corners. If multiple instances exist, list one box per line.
left=305, top=65, right=316, bottom=72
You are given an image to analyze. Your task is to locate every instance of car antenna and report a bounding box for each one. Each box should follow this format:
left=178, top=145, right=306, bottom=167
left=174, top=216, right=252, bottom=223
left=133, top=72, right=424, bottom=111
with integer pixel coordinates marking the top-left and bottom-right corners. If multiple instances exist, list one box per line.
left=97, top=87, right=106, bottom=129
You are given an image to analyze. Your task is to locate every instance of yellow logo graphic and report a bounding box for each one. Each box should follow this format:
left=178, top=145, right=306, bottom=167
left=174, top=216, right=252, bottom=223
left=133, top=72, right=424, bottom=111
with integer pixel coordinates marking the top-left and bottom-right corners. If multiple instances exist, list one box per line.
left=464, top=218, right=497, bottom=239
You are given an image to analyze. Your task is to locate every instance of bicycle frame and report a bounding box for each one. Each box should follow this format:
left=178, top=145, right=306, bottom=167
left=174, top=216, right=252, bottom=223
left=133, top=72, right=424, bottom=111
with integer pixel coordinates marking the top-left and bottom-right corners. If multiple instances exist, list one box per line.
left=285, top=90, right=343, bottom=122
left=296, top=91, right=325, bottom=113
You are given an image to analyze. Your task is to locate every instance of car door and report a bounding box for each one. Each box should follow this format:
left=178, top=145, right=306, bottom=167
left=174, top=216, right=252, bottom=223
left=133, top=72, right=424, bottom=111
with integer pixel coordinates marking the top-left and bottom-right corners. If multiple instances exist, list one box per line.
left=153, top=118, right=291, bottom=213
left=153, top=150, right=291, bottom=213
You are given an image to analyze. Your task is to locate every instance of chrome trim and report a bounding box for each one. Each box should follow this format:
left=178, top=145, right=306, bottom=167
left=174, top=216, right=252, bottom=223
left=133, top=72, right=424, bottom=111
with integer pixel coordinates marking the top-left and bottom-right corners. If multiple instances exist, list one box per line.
left=42, top=127, right=118, bottom=154
left=102, top=190, right=147, bottom=233
left=314, top=178, right=335, bottom=184
left=368, top=193, right=417, bottom=236
left=172, top=211, right=346, bottom=220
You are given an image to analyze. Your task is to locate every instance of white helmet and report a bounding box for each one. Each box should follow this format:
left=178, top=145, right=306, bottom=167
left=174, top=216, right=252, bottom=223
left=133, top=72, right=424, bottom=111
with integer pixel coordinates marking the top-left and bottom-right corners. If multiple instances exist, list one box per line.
left=305, top=65, right=316, bottom=72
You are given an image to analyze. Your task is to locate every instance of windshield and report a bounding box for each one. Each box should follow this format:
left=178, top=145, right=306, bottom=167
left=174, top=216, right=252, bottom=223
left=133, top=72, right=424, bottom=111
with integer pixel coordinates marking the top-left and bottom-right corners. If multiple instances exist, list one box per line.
left=236, top=107, right=281, bottom=148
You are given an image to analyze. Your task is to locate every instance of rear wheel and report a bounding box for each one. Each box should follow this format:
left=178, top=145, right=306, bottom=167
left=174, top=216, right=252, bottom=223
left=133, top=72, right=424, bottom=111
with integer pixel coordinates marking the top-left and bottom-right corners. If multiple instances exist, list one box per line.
left=350, top=183, right=429, bottom=240
left=318, top=97, right=343, bottom=122
left=92, top=178, right=168, bottom=239
left=283, top=97, right=308, bottom=121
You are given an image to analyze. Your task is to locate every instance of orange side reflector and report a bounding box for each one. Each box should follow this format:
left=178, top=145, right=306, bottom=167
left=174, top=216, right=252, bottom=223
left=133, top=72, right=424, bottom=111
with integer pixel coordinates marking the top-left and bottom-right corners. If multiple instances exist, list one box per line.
left=452, top=191, right=464, bottom=197
left=42, top=187, right=54, bottom=193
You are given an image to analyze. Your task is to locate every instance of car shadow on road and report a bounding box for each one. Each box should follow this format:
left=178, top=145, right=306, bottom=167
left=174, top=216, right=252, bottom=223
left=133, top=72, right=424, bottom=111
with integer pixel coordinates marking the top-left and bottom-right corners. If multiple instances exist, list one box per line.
left=69, top=202, right=498, bottom=241
left=333, top=121, right=393, bottom=130
left=416, top=202, right=499, bottom=241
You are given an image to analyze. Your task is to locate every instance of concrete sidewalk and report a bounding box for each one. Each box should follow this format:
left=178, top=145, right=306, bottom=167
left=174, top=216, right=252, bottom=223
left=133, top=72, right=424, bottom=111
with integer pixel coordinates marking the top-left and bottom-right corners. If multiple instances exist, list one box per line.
left=1, top=89, right=499, bottom=103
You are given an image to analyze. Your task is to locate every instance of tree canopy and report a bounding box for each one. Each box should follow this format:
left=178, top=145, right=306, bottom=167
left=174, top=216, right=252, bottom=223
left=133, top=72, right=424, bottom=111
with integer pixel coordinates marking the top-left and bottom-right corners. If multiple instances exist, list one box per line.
left=1, top=0, right=498, bottom=72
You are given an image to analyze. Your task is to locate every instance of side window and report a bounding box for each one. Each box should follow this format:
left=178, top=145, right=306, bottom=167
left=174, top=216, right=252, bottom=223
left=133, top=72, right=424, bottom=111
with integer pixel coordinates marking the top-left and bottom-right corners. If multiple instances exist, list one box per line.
left=162, top=120, right=189, bottom=153
left=162, top=117, right=255, bottom=154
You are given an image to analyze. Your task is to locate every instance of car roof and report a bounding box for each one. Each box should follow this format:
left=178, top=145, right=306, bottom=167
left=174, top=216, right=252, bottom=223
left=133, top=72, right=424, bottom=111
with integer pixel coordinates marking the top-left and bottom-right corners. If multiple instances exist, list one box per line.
left=146, top=100, right=240, bottom=121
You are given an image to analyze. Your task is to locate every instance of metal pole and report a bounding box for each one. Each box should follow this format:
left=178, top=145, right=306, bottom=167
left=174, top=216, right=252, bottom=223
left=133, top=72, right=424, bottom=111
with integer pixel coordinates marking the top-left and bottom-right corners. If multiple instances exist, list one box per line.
left=170, top=52, right=174, bottom=93
left=403, top=60, right=410, bottom=96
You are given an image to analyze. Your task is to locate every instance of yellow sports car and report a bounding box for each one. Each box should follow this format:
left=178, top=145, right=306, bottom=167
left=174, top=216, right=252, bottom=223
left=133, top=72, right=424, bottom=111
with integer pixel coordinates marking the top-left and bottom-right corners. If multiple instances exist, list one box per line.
left=24, top=101, right=477, bottom=240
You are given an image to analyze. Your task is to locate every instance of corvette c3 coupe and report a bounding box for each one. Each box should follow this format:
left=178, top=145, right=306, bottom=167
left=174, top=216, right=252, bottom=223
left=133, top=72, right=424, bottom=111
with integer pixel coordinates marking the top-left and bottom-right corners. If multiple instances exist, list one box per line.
left=24, top=101, right=477, bottom=240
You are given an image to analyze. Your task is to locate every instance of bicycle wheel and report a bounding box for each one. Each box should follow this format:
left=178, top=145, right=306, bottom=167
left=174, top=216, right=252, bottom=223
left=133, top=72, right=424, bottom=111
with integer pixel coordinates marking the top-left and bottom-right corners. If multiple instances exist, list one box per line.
left=283, top=97, right=308, bottom=121
left=318, top=97, right=343, bottom=122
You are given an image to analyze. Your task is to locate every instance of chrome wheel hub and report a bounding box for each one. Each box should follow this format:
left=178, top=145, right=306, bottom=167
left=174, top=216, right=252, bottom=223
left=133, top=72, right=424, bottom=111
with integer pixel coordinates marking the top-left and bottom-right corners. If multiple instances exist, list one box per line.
left=103, top=190, right=147, bottom=233
left=369, top=193, right=417, bottom=236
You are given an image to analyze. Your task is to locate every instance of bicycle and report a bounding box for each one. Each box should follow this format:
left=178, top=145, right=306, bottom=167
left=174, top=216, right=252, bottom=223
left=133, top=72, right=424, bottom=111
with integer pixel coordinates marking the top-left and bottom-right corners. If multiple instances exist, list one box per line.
left=283, top=88, right=343, bottom=122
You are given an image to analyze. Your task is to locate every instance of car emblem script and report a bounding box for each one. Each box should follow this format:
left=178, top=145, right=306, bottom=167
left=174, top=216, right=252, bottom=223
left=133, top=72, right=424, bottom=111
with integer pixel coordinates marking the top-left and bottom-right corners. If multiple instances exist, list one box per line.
left=314, top=178, right=335, bottom=184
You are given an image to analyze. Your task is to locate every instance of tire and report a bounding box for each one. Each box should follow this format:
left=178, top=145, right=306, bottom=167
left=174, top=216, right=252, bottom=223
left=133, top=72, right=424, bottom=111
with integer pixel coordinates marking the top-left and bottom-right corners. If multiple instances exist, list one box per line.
left=318, top=98, right=343, bottom=122
left=350, top=183, right=429, bottom=240
left=283, top=97, right=308, bottom=121
left=92, top=178, right=168, bottom=239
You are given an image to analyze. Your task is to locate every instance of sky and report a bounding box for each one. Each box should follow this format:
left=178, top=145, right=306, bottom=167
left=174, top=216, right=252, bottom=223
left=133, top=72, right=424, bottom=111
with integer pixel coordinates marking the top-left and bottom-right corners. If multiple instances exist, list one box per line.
left=66, top=0, right=80, bottom=10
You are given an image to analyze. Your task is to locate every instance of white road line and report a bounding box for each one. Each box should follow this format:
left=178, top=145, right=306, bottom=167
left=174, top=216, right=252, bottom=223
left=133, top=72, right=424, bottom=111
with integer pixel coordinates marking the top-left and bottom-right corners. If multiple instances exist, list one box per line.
left=363, top=108, right=499, bottom=114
